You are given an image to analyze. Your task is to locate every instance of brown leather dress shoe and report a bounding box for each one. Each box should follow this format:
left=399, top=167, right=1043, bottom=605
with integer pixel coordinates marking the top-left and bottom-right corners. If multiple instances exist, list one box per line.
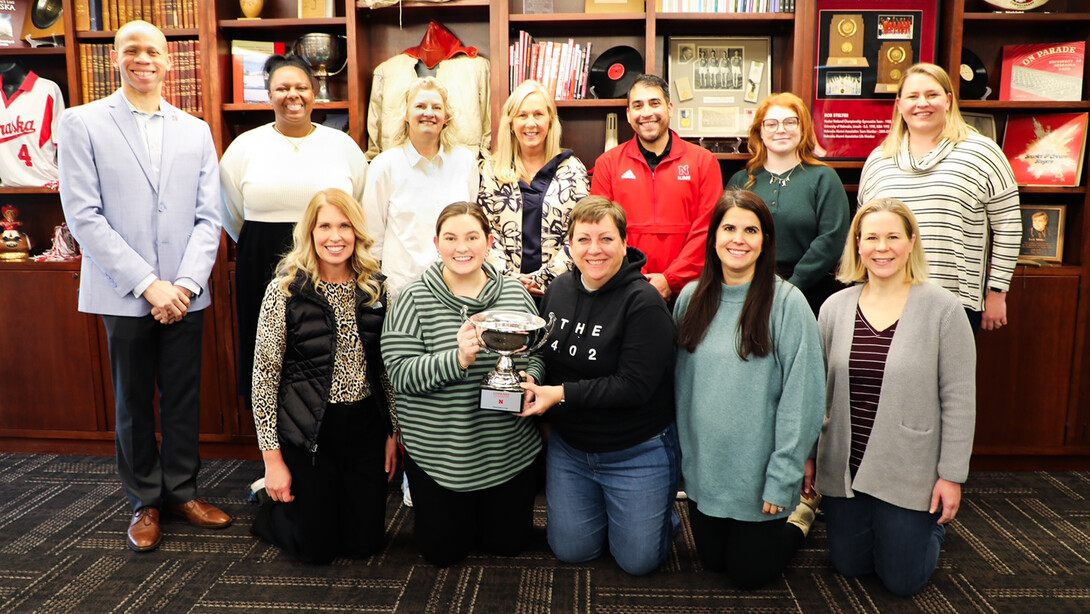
left=128, top=507, right=162, bottom=552
left=165, top=498, right=232, bottom=529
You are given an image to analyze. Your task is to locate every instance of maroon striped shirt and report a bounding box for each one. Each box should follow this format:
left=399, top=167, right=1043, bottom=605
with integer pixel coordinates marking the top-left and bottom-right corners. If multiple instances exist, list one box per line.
left=848, top=305, right=898, bottom=476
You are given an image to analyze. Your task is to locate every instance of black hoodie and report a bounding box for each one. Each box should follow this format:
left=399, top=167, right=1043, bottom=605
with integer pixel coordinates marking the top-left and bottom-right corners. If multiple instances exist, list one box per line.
left=538, top=246, right=676, bottom=452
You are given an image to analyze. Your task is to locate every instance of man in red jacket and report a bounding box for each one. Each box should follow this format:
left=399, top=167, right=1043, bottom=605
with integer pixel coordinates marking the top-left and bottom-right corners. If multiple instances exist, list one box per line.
left=590, top=74, right=723, bottom=301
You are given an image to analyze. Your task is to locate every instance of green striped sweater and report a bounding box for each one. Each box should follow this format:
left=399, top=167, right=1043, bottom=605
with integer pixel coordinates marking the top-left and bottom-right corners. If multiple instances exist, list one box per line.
left=381, top=261, right=544, bottom=491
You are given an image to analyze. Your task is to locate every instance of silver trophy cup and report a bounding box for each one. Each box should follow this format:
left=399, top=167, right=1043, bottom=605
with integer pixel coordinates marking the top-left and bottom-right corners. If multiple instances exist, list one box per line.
left=462, top=308, right=556, bottom=412
left=292, top=33, right=348, bottom=102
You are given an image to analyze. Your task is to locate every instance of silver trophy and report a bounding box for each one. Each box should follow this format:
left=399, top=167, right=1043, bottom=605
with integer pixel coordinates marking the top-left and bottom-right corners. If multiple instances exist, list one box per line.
left=462, top=308, right=556, bottom=412
left=292, top=33, right=348, bottom=102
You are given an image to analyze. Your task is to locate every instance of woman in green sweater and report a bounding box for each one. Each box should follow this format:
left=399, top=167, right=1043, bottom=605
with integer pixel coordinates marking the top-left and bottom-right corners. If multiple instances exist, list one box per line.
left=381, top=202, right=544, bottom=567
left=674, top=188, right=826, bottom=589
left=727, top=93, right=850, bottom=315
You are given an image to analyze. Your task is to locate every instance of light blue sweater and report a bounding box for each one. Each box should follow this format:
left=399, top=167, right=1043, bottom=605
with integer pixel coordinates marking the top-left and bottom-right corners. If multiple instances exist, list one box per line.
left=674, top=278, right=826, bottom=521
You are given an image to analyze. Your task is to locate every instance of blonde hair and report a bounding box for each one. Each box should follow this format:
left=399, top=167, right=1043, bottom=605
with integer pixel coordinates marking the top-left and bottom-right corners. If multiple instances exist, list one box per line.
left=394, top=76, right=458, bottom=152
left=742, top=92, right=825, bottom=188
left=274, top=188, right=383, bottom=304
left=880, top=63, right=971, bottom=158
left=837, top=198, right=929, bottom=285
left=489, top=80, right=562, bottom=185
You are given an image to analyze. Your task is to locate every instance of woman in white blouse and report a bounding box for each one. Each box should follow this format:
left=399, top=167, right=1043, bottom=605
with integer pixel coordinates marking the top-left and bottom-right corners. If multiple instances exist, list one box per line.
left=363, top=76, right=480, bottom=300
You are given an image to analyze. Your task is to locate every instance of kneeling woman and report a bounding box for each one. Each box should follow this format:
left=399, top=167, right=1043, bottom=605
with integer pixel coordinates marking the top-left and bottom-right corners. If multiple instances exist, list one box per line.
left=522, top=196, right=679, bottom=576
left=816, top=198, right=975, bottom=596
left=382, top=202, right=544, bottom=567
left=251, top=188, right=398, bottom=563
left=673, top=188, right=825, bottom=589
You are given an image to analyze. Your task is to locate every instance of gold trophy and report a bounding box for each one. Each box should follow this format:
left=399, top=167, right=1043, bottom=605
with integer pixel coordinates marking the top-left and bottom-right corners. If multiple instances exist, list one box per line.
left=462, top=308, right=556, bottom=412
left=827, top=14, right=869, bottom=67
left=875, top=42, right=912, bottom=93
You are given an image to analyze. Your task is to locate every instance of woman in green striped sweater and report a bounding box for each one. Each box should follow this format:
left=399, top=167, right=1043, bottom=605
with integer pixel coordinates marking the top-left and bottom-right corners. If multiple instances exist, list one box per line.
left=381, top=201, right=545, bottom=567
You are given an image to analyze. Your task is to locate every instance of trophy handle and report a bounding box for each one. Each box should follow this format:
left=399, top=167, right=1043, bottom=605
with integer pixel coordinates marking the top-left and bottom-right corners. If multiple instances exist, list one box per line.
left=525, top=312, right=556, bottom=354
left=460, top=306, right=500, bottom=356
left=326, top=35, right=350, bottom=77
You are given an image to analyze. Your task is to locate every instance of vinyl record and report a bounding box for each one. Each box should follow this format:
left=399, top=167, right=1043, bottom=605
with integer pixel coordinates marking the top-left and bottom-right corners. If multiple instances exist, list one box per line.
left=589, top=46, right=644, bottom=99
left=959, top=48, right=989, bottom=101
left=982, top=0, right=1050, bottom=10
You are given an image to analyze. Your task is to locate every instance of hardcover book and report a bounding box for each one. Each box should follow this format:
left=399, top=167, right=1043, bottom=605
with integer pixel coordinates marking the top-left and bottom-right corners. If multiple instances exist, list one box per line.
left=232, top=40, right=286, bottom=104
left=1000, top=42, right=1085, bottom=102
left=1002, top=112, right=1089, bottom=187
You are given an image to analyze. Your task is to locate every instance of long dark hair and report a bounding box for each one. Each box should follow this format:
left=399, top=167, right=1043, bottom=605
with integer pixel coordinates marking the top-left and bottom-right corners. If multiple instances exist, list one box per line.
left=677, top=188, right=777, bottom=360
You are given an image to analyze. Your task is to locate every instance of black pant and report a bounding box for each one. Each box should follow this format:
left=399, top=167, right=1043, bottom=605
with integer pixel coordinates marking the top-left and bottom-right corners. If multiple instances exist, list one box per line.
left=252, top=399, right=389, bottom=564
left=403, top=453, right=537, bottom=567
left=687, top=499, right=806, bottom=590
left=103, top=311, right=204, bottom=511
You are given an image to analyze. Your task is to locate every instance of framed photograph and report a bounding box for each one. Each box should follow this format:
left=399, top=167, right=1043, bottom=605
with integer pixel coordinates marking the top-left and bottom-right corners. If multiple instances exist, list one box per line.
left=1019, top=204, right=1065, bottom=263
left=962, top=112, right=997, bottom=143
left=667, top=36, right=771, bottom=138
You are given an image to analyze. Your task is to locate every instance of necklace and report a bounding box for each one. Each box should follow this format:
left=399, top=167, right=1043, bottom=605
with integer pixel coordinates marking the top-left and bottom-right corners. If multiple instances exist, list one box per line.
left=273, top=124, right=316, bottom=152
left=768, top=165, right=798, bottom=187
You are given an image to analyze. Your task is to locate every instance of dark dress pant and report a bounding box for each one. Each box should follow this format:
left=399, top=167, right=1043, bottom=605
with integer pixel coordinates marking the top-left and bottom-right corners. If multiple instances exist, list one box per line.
left=102, top=310, right=204, bottom=512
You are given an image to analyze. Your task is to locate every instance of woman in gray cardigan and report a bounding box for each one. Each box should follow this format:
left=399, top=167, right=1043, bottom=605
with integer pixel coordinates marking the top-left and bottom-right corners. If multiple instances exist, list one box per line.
left=815, top=198, right=976, bottom=597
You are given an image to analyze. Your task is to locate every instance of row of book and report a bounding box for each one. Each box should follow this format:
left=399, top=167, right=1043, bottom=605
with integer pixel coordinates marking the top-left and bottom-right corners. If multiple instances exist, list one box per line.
left=74, top=0, right=200, bottom=31
left=80, top=40, right=203, bottom=115
left=509, top=32, right=593, bottom=101
left=656, top=0, right=794, bottom=12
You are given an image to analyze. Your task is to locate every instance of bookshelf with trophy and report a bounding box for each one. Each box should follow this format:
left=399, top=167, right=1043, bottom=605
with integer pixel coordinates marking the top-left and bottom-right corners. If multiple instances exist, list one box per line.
left=3, top=0, right=1090, bottom=467
left=941, top=0, right=1090, bottom=463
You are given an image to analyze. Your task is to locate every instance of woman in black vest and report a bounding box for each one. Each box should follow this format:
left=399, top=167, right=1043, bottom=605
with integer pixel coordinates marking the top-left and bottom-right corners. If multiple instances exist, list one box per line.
left=250, top=188, right=397, bottom=563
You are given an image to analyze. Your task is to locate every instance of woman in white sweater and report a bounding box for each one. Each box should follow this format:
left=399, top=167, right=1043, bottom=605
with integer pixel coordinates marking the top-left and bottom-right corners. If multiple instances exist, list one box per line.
left=220, top=55, right=368, bottom=403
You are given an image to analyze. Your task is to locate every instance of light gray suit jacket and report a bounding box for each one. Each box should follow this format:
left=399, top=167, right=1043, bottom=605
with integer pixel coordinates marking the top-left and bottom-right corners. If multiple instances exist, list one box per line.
left=816, top=282, right=976, bottom=512
left=59, top=90, right=222, bottom=317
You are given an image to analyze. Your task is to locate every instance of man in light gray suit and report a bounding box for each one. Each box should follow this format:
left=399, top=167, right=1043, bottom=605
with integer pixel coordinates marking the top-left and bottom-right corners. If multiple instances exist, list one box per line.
left=59, top=20, right=230, bottom=552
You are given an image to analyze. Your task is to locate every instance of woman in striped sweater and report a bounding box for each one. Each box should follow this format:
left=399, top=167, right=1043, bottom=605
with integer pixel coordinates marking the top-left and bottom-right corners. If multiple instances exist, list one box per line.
left=858, top=63, right=1021, bottom=333
left=381, top=202, right=544, bottom=567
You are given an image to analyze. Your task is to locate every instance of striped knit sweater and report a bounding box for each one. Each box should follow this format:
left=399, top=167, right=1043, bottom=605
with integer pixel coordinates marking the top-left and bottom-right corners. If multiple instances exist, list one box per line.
left=857, top=133, right=1022, bottom=311
left=381, top=260, right=544, bottom=491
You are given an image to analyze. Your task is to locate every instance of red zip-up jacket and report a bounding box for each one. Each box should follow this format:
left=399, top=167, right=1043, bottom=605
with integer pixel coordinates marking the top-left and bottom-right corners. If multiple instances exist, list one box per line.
left=590, top=132, right=723, bottom=295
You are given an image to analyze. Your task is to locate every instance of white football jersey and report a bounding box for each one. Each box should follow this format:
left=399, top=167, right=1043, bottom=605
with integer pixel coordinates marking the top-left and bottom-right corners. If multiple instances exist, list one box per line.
left=0, top=71, right=64, bottom=188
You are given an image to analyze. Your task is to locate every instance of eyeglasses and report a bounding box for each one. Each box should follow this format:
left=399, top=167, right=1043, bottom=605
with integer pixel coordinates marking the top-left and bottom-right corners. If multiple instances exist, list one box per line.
left=761, top=117, right=800, bottom=131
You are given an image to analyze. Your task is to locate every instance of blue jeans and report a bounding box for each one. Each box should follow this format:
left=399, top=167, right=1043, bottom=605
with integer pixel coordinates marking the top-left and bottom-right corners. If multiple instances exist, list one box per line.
left=546, top=424, right=681, bottom=576
left=823, top=492, right=946, bottom=597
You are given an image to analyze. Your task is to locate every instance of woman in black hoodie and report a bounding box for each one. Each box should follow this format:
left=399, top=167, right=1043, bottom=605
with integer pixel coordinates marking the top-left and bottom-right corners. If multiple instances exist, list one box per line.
left=522, top=196, right=679, bottom=576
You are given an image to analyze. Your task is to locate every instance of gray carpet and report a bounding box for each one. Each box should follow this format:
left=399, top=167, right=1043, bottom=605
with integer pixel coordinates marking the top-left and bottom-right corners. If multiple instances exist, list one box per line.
left=0, top=453, right=1088, bottom=613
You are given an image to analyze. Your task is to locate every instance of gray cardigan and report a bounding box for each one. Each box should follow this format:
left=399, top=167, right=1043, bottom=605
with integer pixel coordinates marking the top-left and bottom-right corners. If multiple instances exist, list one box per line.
left=816, top=282, right=976, bottom=512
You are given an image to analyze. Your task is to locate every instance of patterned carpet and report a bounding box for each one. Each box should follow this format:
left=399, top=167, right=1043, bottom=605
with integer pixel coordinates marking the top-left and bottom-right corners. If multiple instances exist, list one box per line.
left=0, top=453, right=1087, bottom=613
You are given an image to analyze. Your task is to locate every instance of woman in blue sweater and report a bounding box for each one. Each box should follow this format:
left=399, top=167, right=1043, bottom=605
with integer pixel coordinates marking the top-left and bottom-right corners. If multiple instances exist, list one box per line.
left=673, top=188, right=825, bottom=589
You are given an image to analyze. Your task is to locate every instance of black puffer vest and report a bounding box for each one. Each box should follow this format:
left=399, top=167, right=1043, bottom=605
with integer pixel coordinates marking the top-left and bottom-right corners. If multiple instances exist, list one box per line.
left=277, top=271, right=391, bottom=454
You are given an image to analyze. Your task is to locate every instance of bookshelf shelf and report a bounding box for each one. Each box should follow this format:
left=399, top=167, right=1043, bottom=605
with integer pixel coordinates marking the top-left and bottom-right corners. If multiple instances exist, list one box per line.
left=0, top=46, right=67, bottom=56
left=510, top=12, right=645, bottom=23
left=654, top=11, right=795, bottom=21
left=75, top=28, right=200, bottom=40
left=1019, top=186, right=1089, bottom=194
left=962, top=12, right=1090, bottom=23
left=555, top=99, right=627, bottom=108
left=222, top=101, right=350, bottom=112
left=961, top=101, right=1090, bottom=110
left=0, top=187, right=59, bottom=195
left=218, top=17, right=347, bottom=30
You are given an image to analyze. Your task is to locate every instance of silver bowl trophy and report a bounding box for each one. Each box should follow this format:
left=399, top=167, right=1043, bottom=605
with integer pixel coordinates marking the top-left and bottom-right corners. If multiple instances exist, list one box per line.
left=462, top=308, right=556, bottom=412
left=293, top=33, right=348, bottom=102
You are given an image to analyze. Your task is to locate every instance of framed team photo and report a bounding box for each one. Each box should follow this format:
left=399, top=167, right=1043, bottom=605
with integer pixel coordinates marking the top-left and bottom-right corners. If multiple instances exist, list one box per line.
left=666, top=36, right=772, bottom=138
